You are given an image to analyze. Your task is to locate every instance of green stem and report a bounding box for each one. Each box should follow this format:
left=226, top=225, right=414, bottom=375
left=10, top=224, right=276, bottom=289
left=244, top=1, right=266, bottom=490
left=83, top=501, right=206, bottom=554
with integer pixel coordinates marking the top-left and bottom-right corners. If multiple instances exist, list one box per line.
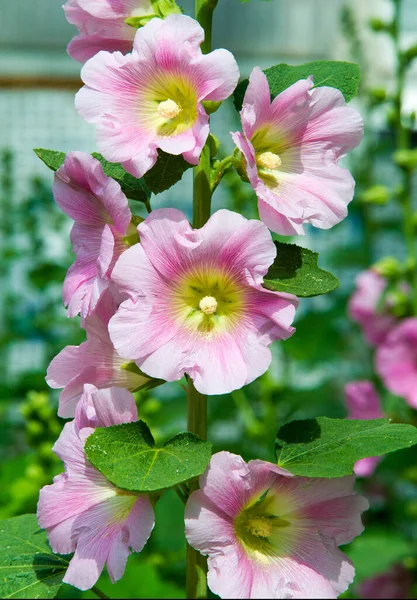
left=91, top=585, right=110, bottom=600
left=392, top=0, right=417, bottom=313
left=186, top=378, right=208, bottom=599
left=185, top=2, right=217, bottom=596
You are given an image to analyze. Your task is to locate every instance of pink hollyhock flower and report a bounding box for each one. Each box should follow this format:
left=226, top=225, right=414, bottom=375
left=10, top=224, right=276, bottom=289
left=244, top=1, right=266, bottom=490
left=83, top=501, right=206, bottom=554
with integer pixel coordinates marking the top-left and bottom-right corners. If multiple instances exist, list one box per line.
left=185, top=451, right=368, bottom=599
left=75, top=14, right=240, bottom=178
left=108, top=208, right=298, bottom=395
left=376, top=318, right=417, bottom=408
left=46, top=291, right=159, bottom=418
left=53, top=151, right=133, bottom=318
left=359, top=564, right=413, bottom=599
left=64, top=0, right=155, bottom=63
left=231, top=67, right=363, bottom=235
left=348, top=269, right=397, bottom=346
left=37, top=384, right=154, bottom=591
left=344, top=381, right=384, bottom=477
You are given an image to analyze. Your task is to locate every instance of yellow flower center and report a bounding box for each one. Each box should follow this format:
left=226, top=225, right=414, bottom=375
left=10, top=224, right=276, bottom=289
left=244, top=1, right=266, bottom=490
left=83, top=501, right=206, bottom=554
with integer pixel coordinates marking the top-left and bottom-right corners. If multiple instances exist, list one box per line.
left=171, top=268, right=245, bottom=337
left=199, top=295, right=218, bottom=315
left=157, top=98, right=182, bottom=120
left=257, top=151, right=282, bottom=171
left=246, top=516, right=274, bottom=538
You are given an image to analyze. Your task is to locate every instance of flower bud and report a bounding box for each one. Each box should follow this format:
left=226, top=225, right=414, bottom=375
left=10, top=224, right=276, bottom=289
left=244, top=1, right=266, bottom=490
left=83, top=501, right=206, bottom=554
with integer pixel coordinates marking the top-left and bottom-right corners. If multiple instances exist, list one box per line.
left=360, top=185, right=390, bottom=205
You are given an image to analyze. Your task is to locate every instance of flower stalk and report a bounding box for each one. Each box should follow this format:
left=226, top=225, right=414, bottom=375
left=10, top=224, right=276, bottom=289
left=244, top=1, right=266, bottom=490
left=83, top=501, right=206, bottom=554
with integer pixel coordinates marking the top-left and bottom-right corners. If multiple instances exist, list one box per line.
left=185, top=1, right=218, bottom=597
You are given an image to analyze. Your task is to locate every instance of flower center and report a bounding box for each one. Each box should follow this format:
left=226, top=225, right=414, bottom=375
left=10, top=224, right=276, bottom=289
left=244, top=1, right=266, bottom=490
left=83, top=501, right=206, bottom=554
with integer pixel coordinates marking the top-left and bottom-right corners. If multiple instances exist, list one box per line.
left=246, top=516, right=273, bottom=538
left=199, top=295, right=218, bottom=315
left=157, top=98, right=182, bottom=120
left=257, top=151, right=282, bottom=170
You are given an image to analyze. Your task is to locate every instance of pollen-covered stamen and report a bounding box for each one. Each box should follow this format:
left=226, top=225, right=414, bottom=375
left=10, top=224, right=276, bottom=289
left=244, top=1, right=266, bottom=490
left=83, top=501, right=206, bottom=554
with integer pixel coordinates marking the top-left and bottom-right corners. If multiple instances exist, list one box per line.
left=158, top=98, right=182, bottom=120
left=199, top=295, right=218, bottom=315
left=257, top=151, right=282, bottom=170
left=246, top=516, right=273, bottom=538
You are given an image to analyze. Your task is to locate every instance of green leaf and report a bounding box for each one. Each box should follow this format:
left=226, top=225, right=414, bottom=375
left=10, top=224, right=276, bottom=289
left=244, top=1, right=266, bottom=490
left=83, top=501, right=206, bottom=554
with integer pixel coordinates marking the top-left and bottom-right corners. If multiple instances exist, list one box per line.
left=85, top=420, right=212, bottom=492
left=0, top=514, right=69, bottom=599
left=91, top=153, right=151, bottom=204
left=33, top=148, right=66, bottom=172
left=234, top=61, right=360, bottom=111
left=143, top=150, right=192, bottom=194
left=263, top=241, right=339, bottom=297
left=34, top=148, right=151, bottom=205
left=275, top=417, right=417, bottom=478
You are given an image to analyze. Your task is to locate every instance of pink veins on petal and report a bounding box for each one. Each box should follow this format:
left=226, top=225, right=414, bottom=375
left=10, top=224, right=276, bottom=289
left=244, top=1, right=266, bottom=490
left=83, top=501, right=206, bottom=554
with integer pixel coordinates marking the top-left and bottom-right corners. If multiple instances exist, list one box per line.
left=75, top=14, right=240, bottom=177
left=108, top=208, right=298, bottom=395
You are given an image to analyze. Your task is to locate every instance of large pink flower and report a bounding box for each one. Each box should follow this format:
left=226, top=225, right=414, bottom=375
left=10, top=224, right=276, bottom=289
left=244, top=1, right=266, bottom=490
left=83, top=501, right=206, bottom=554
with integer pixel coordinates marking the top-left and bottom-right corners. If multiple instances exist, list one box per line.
left=231, top=67, right=363, bottom=235
left=46, top=291, right=159, bottom=418
left=185, top=451, right=368, bottom=599
left=37, top=385, right=154, bottom=591
left=108, top=208, right=298, bottom=395
left=75, top=14, right=240, bottom=177
left=64, top=0, right=155, bottom=63
left=376, top=318, right=417, bottom=408
left=344, top=381, right=384, bottom=477
left=348, top=269, right=397, bottom=346
left=53, top=151, right=133, bottom=318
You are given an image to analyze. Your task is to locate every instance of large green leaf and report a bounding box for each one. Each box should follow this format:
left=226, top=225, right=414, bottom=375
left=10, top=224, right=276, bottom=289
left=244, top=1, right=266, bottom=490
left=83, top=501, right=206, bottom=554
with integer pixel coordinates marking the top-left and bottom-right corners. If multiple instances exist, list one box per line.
left=85, top=420, right=212, bottom=492
left=0, top=514, right=69, bottom=599
left=234, top=61, right=360, bottom=111
left=34, top=148, right=151, bottom=204
left=263, top=241, right=339, bottom=297
left=143, top=150, right=192, bottom=194
left=275, top=417, right=417, bottom=478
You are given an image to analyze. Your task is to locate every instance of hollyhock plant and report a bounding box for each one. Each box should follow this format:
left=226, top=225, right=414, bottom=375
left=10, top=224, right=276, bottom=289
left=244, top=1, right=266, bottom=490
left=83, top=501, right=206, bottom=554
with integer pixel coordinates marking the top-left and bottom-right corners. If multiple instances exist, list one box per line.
left=46, top=291, right=159, bottom=418
left=345, top=381, right=384, bottom=477
left=75, top=14, right=240, bottom=178
left=37, top=384, right=154, bottom=591
left=185, top=451, right=368, bottom=599
left=108, top=208, right=298, bottom=395
left=376, top=318, right=417, bottom=408
left=231, top=67, right=364, bottom=235
left=348, top=269, right=397, bottom=346
left=64, top=0, right=155, bottom=63
left=53, top=151, right=133, bottom=318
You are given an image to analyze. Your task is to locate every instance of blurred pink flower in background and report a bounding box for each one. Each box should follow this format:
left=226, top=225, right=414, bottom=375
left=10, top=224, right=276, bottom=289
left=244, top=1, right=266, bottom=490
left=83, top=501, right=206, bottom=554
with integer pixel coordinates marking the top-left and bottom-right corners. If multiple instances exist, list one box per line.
left=231, top=67, right=363, bottom=235
left=37, top=385, right=154, bottom=590
left=53, top=152, right=132, bottom=318
left=185, top=451, right=368, bottom=599
left=109, top=208, right=298, bottom=395
left=344, top=380, right=384, bottom=477
left=359, top=564, right=413, bottom=599
left=64, top=0, right=154, bottom=62
left=376, top=318, right=417, bottom=408
left=76, top=14, right=240, bottom=177
left=46, top=290, right=156, bottom=418
left=348, top=269, right=397, bottom=346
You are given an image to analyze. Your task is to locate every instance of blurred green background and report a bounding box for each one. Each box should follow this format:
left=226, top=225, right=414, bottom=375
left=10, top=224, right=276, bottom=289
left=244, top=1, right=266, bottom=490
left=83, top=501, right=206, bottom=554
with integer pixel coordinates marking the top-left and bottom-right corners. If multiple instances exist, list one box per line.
left=1, top=0, right=417, bottom=598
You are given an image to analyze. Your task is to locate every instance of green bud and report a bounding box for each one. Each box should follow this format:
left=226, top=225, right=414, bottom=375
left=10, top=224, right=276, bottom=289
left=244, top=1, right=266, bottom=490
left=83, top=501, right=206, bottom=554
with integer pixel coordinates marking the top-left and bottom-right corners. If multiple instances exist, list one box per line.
left=140, top=397, right=162, bottom=415
left=207, top=134, right=220, bottom=158
left=369, top=87, right=387, bottom=102
left=125, top=0, right=181, bottom=28
left=373, top=256, right=402, bottom=279
left=386, top=289, right=409, bottom=317
left=368, top=17, right=391, bottom=33
left=393, top=149, right=417, bottom=171
left=360, top=185, right=390, bottom=205
left=125, top=15, right=156, bottom=28
left=232, top=149, right=249, bottom=183
left=403, top=44, right=417, bottom=66
left=202, top=100, right=222, bottom=115
left=25, top=463, right=44, bottom=482
left=26, top=420, right=44, bottom=438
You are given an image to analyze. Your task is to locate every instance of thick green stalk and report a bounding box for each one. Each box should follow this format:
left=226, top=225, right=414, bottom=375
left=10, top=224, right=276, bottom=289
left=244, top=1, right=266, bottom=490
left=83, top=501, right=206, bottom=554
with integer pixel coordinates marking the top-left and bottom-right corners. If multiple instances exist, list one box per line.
left=392, top=0, right=417, bottom=312
left=185, top=1, right=217, bottom=598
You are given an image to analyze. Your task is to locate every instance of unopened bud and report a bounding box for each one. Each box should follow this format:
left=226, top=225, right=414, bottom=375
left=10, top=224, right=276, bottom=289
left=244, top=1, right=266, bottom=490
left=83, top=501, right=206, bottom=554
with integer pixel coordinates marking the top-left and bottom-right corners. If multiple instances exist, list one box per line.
left=360, top=185, right=390, bottom=205
left=373, top=257, right=402, bottom=279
